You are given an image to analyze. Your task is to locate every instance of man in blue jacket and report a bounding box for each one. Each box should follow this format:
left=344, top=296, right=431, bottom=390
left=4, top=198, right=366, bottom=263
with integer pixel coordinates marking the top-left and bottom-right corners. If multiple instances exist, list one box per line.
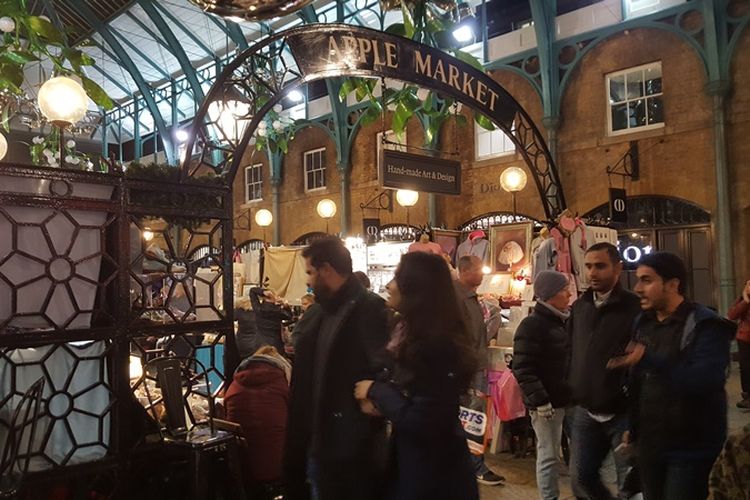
left=608, top=252, right=735, bottom=500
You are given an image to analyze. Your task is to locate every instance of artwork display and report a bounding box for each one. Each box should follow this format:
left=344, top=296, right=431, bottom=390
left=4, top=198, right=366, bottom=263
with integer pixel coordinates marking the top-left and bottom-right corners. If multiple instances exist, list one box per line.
left=490, top=222, right=533, bottom=274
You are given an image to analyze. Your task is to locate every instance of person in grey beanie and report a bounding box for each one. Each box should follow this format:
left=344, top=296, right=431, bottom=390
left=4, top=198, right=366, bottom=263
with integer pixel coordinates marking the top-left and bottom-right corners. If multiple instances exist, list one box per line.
left=513, top=270, right=572, bottom=500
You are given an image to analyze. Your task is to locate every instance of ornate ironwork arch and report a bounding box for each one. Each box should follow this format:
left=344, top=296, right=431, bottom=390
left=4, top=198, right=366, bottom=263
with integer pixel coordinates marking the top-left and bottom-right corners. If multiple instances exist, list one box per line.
left=457, top=211, right=543, bottom=232
left=181, top=24, right=566, bottom=220
left=291, top=232, right=329, bottom=246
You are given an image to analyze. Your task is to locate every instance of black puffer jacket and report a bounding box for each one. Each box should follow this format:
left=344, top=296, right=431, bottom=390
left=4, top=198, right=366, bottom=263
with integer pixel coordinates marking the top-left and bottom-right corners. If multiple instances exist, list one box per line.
left=512, top=302, right=571, bottom=409
left=568, top=285, right=641, bottom=414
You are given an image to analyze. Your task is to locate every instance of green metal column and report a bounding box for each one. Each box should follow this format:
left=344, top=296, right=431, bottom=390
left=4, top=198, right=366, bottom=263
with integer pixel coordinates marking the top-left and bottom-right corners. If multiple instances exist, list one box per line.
left=271, top=180, right=281, bottom=245
left=542, top=116, right=560, bottom=162
left=338, top=165, right=350, bottom=235
left=707, top=80, right=735, bottom=313
left=428, top=194, right=437, bottom=227
left=530, top=0, right=561, bottom=162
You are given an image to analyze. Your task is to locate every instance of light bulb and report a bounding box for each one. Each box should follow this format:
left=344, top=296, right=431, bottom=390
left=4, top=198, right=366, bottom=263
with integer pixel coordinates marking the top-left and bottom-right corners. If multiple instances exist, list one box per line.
left=37, top=76, right=89, bottom=126
left=255, top=208, right=273, bottom=227
left=395, top=189, right=419, bottom=208
left=316, top=199, right=337, bottom=219
left=500, top=167, right=528, bottom=193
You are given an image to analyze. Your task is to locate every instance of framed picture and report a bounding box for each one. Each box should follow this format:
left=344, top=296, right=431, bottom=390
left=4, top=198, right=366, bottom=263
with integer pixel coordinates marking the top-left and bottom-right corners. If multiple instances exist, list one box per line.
left=490, top=222, right=533, bottom=273
left=431, top=229, right=461, bottom=264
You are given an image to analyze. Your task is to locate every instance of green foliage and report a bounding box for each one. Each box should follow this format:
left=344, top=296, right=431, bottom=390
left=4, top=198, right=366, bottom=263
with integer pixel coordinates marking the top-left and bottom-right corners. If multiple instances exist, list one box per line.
left=27, top=129, right=99, bottom=171
left=337, top=0, right=490, bottom=147
left=125, top=162, right=224, bottom=230
left=0, top=0, right=114, bottom=107
left=252, top=104, right=299, bottom=155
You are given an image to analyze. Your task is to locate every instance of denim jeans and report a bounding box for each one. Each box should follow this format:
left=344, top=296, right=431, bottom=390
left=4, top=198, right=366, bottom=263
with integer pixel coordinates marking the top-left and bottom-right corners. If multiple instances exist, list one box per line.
left=569, top=406, right=631, bottom=500
left=637, top=453, right=714, bottom=500
left=530, top=408, right=565, bottom=500
left=470, top=452, right=490, bottom=475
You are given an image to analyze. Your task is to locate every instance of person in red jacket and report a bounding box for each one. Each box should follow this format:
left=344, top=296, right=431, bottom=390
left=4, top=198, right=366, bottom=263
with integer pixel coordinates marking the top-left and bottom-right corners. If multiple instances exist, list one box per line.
left=727, top=279, right=750, bottom=410
left=224, top=345, right=291, bottom=497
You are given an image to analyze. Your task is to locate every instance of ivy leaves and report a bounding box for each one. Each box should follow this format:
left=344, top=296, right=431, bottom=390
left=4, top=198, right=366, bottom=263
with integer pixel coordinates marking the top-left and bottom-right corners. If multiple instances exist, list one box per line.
left=0, top=2, right=113, bottom=109
left=338, top=0, right=494, bottom=145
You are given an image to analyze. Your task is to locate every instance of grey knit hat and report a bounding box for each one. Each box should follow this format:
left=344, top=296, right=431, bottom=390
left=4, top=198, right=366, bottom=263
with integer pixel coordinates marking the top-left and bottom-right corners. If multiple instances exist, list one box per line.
left=534, top=270, right=569, bottom=302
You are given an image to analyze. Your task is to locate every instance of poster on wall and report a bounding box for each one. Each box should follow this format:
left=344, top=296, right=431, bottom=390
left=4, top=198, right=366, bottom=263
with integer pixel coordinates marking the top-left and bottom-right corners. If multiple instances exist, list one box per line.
left=432, top=229, right=461, bottom=264
left=490, top=222, right=533, bottom=274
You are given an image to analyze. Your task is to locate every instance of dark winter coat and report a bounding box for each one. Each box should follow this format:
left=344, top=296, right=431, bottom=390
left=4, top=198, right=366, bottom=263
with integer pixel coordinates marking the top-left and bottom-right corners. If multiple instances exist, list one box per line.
left=367, top=338, right=479, bottom=500
left=567, top=284, right=641, bottom=414
left=283, top=276, right=391, bottom=500
left=234, top=308, right=258, bottom=359
left=512, top=302, right=571, bottom=409
left=249, top=287, right=292, bottom=353
left=630, top=302, right=736, bottom=459
left=224, top=356, right=289, bottom=483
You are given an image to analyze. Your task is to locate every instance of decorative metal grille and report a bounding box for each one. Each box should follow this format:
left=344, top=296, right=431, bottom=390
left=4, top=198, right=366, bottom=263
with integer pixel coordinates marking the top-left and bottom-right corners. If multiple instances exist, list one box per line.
left=457, top=212, right=542, bottom=232
left=0, top=164, right=234, bottom=486
left=582, top=196, right=711, bottom=228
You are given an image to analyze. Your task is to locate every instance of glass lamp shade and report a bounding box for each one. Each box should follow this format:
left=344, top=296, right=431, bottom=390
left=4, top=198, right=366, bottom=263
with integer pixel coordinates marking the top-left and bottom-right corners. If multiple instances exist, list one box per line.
left=37, top=76, right=89, bottom=126
left=208, top=98, right=251, bottom=144
left=395, top=189, right=419, bottom=207
left=500, top=167, right=528, bottom=193
left=0, top=132, right=7, bottom=161
left=316, top=199, right=337, bottom=219
left=255, top=209, right=273, bottom=227
left=189, top=0, right=314, bottom=22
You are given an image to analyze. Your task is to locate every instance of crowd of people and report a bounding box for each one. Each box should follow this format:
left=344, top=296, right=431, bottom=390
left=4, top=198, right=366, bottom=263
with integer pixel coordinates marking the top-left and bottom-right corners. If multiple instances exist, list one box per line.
left=222, top=236, right=749, bottom=500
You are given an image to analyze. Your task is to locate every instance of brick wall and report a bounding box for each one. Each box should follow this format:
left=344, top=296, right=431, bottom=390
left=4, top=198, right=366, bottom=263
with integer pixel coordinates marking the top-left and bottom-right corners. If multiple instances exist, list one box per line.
left=228, top=26, right=750, bottom=295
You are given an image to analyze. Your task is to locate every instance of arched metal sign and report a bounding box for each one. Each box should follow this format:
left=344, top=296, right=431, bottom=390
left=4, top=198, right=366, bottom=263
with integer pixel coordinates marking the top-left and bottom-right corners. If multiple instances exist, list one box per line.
left=182, top=24, right=565, bottom=219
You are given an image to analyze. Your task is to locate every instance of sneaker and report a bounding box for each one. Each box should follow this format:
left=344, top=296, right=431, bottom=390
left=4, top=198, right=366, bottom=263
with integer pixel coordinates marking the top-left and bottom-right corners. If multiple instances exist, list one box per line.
left=476, top=470, right=505, bottom=486
left=737, top=399, right=750, bottom=410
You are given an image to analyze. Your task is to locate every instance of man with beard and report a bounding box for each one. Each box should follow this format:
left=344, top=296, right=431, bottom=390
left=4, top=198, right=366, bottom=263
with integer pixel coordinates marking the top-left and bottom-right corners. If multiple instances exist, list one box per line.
left=284, top=237, right=390, bottom=500
left=567, top=243, right=641, bottom=499
left=608, top=252, right=735, bottom=500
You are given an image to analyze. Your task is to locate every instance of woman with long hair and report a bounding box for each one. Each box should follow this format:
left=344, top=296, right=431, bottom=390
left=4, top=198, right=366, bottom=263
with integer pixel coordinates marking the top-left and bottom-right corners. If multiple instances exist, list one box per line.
left=354, top=252, right=479, bottom=500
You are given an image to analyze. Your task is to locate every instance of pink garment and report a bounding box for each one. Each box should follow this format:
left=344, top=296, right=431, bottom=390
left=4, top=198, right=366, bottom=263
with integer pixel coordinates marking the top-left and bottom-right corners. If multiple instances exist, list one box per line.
left=550, top=227, right=572, bottom=275
left=407, top=241, right=443, bottom=255
left=488, top=369, right=526, bottom=422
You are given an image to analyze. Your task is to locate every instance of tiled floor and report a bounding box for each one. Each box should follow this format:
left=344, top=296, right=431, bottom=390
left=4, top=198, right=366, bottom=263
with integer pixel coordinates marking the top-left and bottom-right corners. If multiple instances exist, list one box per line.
left=478, top=361, right=750, bottom=500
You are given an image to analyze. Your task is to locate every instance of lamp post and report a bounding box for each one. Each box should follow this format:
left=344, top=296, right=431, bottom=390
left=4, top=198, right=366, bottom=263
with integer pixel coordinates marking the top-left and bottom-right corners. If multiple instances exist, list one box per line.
left=255, top=209, right=273, bottom=243
left=207, top=87, right=251, bottom=144
left=499, top=166, right=528, bottom=217
left=37, top=76, right=89, bottom=168
left=316, top=199, right=337, bottom=233
left=395, top=189, right=419, bottom=228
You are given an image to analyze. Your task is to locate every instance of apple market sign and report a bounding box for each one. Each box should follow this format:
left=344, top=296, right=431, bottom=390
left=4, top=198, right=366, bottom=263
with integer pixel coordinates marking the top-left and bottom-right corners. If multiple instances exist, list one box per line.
left=185, top=24, right=566, bottom=219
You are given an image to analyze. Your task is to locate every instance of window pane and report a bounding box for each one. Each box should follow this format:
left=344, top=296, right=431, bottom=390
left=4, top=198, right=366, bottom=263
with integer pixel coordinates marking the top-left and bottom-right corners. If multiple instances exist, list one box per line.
left=307, top=172, right=314, bottom=189
left=647, top=96, right=664, bottom=124
left=609, top=74, right=626, bottom=103
left=626, top=71, right=645, bottom=100
left=477, top=130, right=491, bottom=157
left=611, top=103, right=629, bottom=131
left=628, top=99, right=646, bottom=127
left=645, top=65, right=662, bottom=95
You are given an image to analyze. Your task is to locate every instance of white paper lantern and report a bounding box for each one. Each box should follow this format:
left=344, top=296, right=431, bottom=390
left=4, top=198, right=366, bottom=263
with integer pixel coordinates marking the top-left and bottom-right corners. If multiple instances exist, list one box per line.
left=0, top=17, right=15, bottom=33
left=0, top=132, right=7, bottom=161
left=500, top=167, right=528, bottom=193
left=255, top=209, right=273, bottom=227
left=37, top=76, right=89, bottom=126
left=395, top=189, right=419, bottom=208
left=316, top=199, right=337, bottom=219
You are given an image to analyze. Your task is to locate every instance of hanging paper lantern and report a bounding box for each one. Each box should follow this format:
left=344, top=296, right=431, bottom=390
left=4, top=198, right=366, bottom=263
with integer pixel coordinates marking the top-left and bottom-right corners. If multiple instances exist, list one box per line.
left=0, top=132, right=8, bottom=161
left=189, top=0, right=315, bottom=22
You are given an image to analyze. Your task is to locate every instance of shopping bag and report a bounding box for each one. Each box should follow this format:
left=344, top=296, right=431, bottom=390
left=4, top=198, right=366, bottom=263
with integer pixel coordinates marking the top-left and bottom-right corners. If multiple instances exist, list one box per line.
left=459, top=391, right=489, bottom=455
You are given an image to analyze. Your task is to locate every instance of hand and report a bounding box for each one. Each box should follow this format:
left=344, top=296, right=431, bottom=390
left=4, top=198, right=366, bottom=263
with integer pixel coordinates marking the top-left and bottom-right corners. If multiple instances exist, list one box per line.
left=534, top=403, right=555, bottom=420
left=607, top=342, right=646, bottom=369
left=354, top=380, right=374, bottom=400
left=358, top=399, right=382, bottom=416
left=622, top=430, right=631, bottom=445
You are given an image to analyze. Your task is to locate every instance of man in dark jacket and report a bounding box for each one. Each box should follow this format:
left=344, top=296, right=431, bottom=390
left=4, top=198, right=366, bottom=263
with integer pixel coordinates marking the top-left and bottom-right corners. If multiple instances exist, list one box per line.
left=608, top=252, right=735, bottom=500
left=567, top=243, right=641, bottom=499
left=513, top=270, right=572, bottom=500
left=283, top=237, right=390, bottom=500
left=249, top=286, right=292, bottom=354
left=455, top=255, right=505, bottom=486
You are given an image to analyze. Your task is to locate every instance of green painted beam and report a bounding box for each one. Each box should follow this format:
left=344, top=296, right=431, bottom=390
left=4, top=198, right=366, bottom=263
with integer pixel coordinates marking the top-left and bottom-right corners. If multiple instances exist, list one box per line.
left=111, top=27, right=172, bottom=80
left=151, top=1, right=220, bottom=63
left=75, top=1, right=176, bottom=164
